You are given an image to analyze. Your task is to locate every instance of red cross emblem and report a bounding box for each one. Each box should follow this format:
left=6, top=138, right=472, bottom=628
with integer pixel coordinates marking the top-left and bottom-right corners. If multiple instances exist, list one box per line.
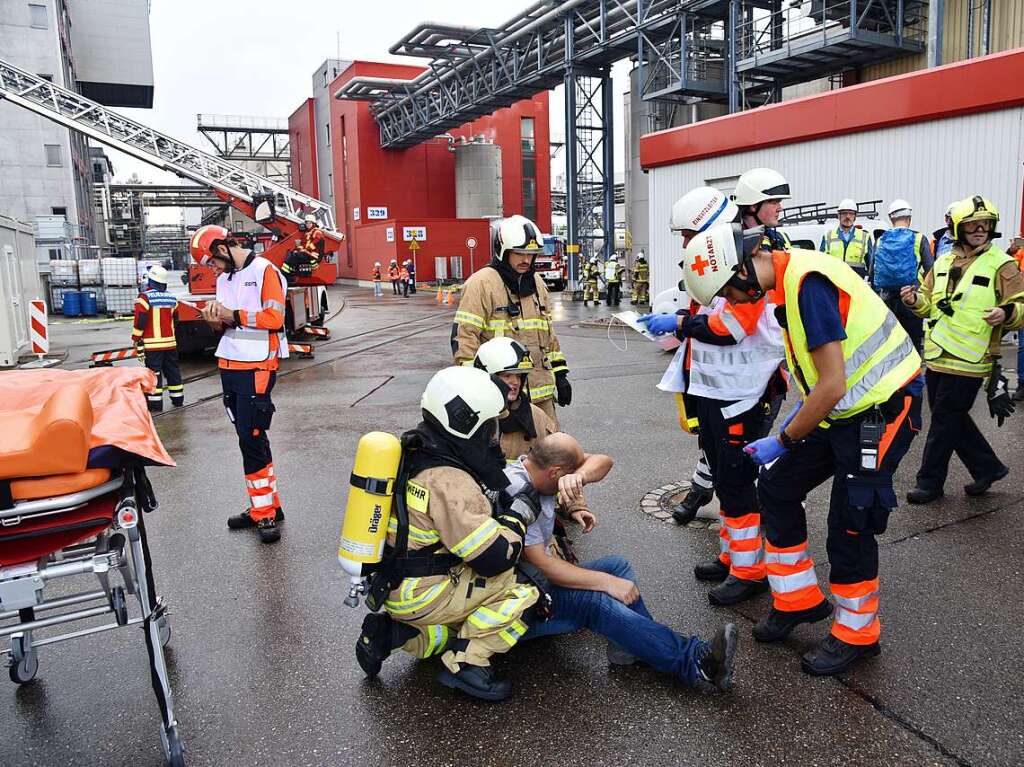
left=691, top=255, right=710, bottom=276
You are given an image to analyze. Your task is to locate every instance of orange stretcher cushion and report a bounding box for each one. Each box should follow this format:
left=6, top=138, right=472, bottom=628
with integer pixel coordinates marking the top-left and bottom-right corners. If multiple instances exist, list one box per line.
left=9, top=468, right=112, bottom=501
left=0, top=385, right=93, bottom=481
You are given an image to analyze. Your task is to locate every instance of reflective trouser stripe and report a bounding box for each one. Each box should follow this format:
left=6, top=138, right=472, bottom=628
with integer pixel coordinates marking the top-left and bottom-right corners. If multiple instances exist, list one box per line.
left=718, top=510, right=731, bottom=566
left=765, top=542, right=824, bottom=612
left=385, top=579, right=450, bottom=616
left=724, top=511, right=765, bottom=579
left=692, top=451, right=714, bottom=490
left=497, top=619, right=528, bottom=647
left=421, top=624, right=451, bottom=658
left=830, top=578, right=881, bottom=644
left=245, top=465, right=278, bottom=519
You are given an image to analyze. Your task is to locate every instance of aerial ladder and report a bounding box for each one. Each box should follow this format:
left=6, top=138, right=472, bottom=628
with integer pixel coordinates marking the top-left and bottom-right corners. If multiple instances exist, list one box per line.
left=0, top=57, right=344, bottom=357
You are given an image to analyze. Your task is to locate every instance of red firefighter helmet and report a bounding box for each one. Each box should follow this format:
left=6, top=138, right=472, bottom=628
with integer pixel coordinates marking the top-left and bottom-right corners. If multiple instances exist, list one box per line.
left=189, top=224, right=231, bottom=266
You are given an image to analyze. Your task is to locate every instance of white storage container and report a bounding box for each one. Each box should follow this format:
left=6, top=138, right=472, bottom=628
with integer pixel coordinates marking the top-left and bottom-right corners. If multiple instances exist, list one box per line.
left=103, top=286, right=137, bottom=315
left=78, top=258, right=102, bottom=285
left=49, top=285, right=70, bottom=312
left=1, top=216, right=45, bottom=367
left=49, top=259, right=79, bottom=286
left=101, top=257, right=138, bottom=286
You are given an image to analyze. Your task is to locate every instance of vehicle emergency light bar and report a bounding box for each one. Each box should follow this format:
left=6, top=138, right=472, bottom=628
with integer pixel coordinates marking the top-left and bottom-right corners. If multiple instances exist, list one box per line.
left=0, top=58, right=337, bottom=234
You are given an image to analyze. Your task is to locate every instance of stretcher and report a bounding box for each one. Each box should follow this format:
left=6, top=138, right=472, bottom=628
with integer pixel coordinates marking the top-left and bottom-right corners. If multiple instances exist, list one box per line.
left=0, top=370, right=184, bottom=766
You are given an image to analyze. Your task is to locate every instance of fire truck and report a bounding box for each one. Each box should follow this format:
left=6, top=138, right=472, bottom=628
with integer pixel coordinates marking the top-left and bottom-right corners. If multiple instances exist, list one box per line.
left=535, top=234, right=568, bottom=291
left=0, top=58, right=343, bottom=357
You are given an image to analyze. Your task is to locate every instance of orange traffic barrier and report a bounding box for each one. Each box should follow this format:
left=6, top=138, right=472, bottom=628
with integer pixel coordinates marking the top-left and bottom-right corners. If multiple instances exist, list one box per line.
left=436, top=286, right=443, bottom=302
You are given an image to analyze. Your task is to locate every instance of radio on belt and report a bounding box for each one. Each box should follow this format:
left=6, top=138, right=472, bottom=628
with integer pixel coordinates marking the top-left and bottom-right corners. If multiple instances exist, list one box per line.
left=859, top=411, right=886, bottom=471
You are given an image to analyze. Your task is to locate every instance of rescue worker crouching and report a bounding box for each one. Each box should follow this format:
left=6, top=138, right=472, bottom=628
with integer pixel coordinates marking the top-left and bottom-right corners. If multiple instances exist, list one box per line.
left=132, top=264, right=183, bottom=412
left=901, top=196, right=1024, bottom=504
left=683, top=222, right=922, bottom=676
left=631, top=251, right=649, bottom=305
left=820, top=199, right=873, bottom=279
left=354, top=366, right=540, bottom=701
left=452, top=214, right=571, bottom=426
left=191, top=224, right=288, bottom=544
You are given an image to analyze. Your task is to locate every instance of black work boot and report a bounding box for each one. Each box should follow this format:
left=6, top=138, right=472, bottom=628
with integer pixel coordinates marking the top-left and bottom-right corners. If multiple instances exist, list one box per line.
left=227, top=507, right=285, bottom=529
left=696, top=623, right=738, bottom=691
left=256, top=517, right=280, bottom=544
left=694, top=558, right=729, bottom=582
left=708, top=575, right=769, bottom=606
left=964, top=466, right=1009, bottom=496
left=673, top=486, right=714, bottom=525
left=752, top=600, right=833, bottom=643
left=355, top=613, right=417, bottom=678
left=801, top=634, right=880, bottom=676
left=436, top=663, right=512, bottom=702
left=906, top=487, right=943, bottom=505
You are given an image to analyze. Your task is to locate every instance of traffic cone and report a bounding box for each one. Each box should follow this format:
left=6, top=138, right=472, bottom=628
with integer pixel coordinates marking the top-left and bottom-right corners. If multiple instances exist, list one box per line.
left=436, top=285, right=442, bottom=302
left=446, top=290, right=455, bottom=306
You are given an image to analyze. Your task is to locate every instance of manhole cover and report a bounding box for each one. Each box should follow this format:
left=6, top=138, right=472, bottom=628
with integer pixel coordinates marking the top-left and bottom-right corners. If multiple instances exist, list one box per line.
left=639, top=481, right=719, bottom=529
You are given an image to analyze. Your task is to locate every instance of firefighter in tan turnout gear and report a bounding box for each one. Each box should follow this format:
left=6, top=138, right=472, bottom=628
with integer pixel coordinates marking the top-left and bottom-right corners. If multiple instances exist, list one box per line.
left=354, top=366, right=540, bottom=701
left=453, top=215, right=571, bottom=426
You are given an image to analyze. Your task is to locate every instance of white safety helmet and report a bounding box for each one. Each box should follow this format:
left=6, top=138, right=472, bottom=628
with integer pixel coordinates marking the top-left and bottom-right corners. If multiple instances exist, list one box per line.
left=651, top=286, right=690, bottom=315
left=494, top=214, right=543, bottom=262
left=670, top=187, right=739, bottom=236
left=374, top=261, right=381, bottom=266
left=589, top=256, right=599, bottom=264
left=681, top=223, right=766, bottom=307
left=732, top=168, right=791, bottom=207
left=888, top=199, right=912, bottom=219
left=636, top=250, right=646, bottom=261
left=837, top=198, right=857, bottom=213
left=473, top=337, right=534, bottom=376
left=147, top=264, right=168, bottom=286
left=304, top=214, right=317, bottom=225
left=421, top=366, right=506, bottom=440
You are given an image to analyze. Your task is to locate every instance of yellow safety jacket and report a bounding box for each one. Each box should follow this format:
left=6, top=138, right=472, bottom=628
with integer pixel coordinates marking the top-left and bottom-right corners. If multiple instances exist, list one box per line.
left=776, top=248, right=921, bottom=420
left=632, top=262, right=649, bottom=283
left=921, top=245, right=1016, bottom=376
left=453, top=267, right=568, bottom=403
left=582, top=263, right=600, bottom=284
left=824, top=227, right=871, bottom=268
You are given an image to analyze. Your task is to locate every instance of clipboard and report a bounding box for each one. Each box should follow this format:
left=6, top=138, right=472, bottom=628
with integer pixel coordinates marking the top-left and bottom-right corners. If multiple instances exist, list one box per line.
left=613, top=310, right=681, bottom=351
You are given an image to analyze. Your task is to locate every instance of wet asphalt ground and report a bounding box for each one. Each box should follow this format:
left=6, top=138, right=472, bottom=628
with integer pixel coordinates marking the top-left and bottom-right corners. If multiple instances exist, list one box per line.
left=3, top=285, right=1022, bottom=766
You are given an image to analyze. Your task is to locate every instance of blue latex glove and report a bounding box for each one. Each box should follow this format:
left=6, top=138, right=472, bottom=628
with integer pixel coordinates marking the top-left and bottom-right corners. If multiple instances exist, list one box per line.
left=780, top=400, right=802, bottom=432
left=638, top=313, right=678, bottom=336
left=744, top=435, right=788, bottom=465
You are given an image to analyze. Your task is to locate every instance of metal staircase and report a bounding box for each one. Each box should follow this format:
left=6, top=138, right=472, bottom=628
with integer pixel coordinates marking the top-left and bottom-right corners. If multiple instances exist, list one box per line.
left=0, top=58, right=337, bottom=234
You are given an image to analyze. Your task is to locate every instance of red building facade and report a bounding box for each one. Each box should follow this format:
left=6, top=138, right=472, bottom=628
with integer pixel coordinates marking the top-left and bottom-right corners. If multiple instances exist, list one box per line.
left=289, top=60, right=551, bottom=283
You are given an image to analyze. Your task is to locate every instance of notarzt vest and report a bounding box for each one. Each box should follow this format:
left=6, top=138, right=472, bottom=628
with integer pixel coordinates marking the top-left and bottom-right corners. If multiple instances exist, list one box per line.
left=778, top=249, right=921, bottom=420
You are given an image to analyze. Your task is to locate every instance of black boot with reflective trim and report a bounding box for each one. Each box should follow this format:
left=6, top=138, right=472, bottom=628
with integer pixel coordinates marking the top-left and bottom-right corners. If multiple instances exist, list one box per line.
left=356, top=613, right=418, bottom=678
left=696, top=623, right=738, bottom=691
left=800, top=634, right=880, bottom=676
left=752, top=600, right=833, bottom=643
left=437, top=663, right=512, bottom=702
left=708, top=575, right=769, bottom=606
left=227, top=507, right=285, bottom=529
left=693, top=558, right=729, bottom=582
left=673, top=486, right=714, bottom=525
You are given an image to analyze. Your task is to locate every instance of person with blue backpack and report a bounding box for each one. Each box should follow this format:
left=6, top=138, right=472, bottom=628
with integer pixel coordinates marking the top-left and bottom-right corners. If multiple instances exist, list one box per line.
left=871, top=199, right=934, bottom=353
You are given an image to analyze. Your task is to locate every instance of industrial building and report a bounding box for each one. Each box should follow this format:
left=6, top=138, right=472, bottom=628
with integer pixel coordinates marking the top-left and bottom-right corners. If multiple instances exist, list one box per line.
left=641, top=48, right=1024, bottom=298
left=289, top=59, right=552, bottom=283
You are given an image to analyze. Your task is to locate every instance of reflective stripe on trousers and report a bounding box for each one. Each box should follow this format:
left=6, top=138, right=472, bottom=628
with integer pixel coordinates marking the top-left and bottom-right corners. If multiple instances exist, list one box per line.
left=765, top=541, right=824, bottom=611
left=830, top=578, right=880, bottom=644
left=723, top=511, right=765, bottom=579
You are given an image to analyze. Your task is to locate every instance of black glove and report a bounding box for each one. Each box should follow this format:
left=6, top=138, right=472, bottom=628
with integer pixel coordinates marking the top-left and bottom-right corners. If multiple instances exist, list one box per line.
left=495, top=487, right=541, bottom=539
left=555, top=370, right=572, bottom=407
left=987, top=361, right=1015, bottom=427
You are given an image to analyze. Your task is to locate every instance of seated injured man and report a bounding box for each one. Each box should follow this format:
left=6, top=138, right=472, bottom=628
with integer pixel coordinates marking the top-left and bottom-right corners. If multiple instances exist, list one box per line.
left=507, top=432, right=738, bottom=691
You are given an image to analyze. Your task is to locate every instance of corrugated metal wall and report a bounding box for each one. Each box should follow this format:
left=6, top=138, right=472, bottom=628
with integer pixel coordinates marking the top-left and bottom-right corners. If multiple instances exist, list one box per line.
left=647, top=106, right=1024, bottom=297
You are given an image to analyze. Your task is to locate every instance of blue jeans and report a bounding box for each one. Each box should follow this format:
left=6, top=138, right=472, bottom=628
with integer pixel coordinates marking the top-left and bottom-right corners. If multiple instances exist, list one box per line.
left=522, top=555, right=706, bottom=685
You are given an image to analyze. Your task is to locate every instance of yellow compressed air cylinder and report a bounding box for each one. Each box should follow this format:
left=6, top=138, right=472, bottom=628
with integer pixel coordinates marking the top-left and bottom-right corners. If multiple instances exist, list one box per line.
left=338, top=431, right=402, bottom=584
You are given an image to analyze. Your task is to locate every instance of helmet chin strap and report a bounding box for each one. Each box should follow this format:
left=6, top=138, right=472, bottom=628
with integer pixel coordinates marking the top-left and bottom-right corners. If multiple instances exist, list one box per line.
left=726, top=257, right=766, bottom=301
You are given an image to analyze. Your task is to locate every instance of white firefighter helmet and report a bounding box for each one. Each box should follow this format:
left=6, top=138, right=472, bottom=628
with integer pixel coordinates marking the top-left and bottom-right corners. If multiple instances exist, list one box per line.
left=888, top=199, right=913, bottom=219
left=473, top=337, right=534, bottom=376
left=147, top=264, right=169, bottom=286
left=681, top=223, right=765, bottom=307
left=374, top=261, right=381, bottom=267
left=304, top=214, right=317, bottom=225
left=652, top=286, right=690, bottom=315
left=421, top=366, right=506, bottom=439
left=670, top=187, right=739, bottom=236
left=589, top=256, right=599, bottom=264
left=732, top=168, right=791, bottom=207
left=494, top=214, right=543, bottom=262
left=837, top=198, right=857, bottom=213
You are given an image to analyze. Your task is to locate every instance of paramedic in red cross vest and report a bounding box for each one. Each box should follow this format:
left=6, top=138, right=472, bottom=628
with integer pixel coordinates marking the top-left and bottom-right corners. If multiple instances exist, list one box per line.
left=191, top=224, right=288, bottom=544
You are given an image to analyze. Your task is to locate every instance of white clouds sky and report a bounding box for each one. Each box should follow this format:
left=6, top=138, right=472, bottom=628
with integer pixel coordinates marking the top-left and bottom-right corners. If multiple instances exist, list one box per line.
left=109, top=0, right=630, bottom=185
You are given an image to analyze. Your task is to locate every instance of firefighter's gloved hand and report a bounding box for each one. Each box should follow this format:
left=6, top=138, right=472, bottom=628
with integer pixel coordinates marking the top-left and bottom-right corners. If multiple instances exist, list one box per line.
left=638, top=313, right=678, bottom=336
left=987, top=361, right=1014, bottom=427
left=744, top=435, right=788, bottom=466
left=555, top=370, right=572, bottom=407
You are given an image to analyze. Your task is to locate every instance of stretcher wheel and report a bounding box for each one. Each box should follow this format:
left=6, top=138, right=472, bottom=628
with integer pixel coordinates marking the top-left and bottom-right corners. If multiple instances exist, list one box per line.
left=161, top=723, right=185, bottom=767
left=8, top=636, right=38, bottom=685
left=111, top=587, right=129, bottom=626
left=157, top=615, right=171, bottom=648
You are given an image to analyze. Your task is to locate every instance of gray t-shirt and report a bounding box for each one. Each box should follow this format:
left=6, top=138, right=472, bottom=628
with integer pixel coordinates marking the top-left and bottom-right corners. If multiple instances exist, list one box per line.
left=503, top=459, right=556, bottom=548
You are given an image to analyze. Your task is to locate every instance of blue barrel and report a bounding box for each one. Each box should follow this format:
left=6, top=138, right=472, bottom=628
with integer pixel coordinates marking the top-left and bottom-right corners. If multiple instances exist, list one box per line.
left=80, top=290, right=98, bottom=316
left=62, top=290, right=82, bottom=317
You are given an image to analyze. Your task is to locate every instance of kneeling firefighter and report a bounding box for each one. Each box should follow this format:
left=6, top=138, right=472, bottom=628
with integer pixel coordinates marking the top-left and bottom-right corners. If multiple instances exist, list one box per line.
left=474, top=336, right=587, bottom=563
left=341, top=366, right=541, bottom=701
